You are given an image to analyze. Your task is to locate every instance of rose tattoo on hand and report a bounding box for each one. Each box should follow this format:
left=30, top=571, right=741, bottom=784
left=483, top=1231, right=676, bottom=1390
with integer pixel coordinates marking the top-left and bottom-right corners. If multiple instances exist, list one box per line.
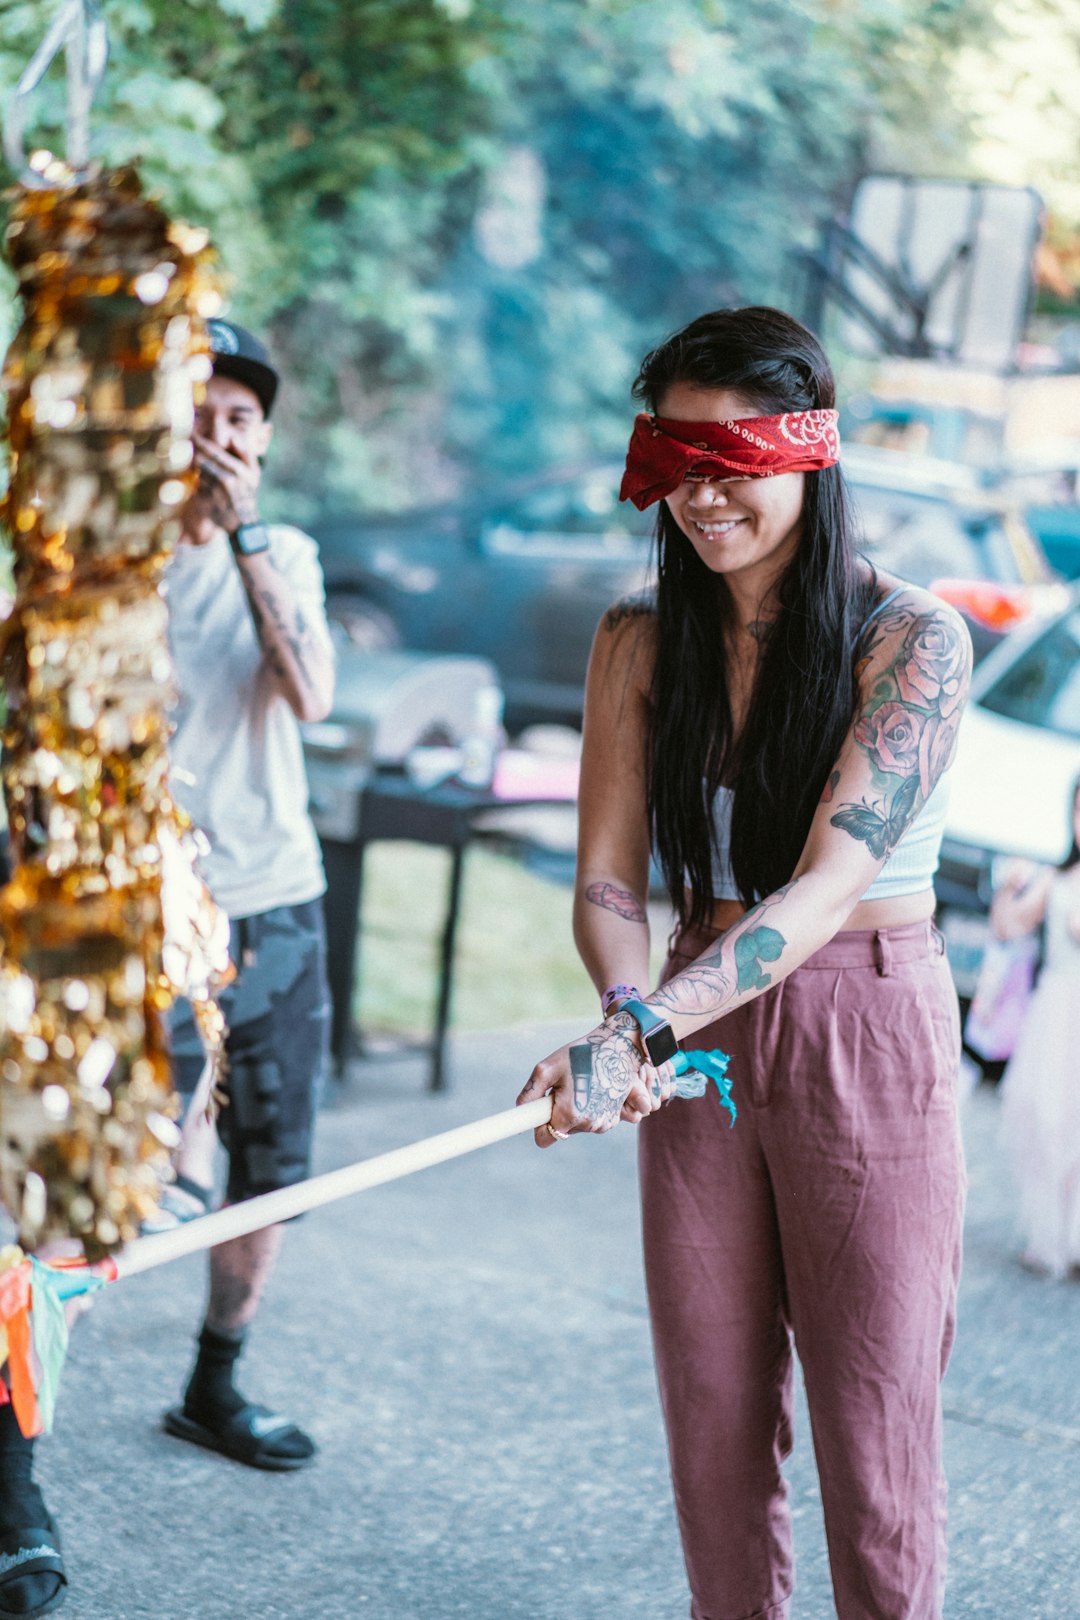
left=568, top=1014, right=645, bottom=1131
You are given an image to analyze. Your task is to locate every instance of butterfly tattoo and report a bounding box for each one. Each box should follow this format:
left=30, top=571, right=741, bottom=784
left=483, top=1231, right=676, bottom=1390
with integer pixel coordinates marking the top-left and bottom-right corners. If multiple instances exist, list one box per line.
left=829, top=775, right=920, bottom=861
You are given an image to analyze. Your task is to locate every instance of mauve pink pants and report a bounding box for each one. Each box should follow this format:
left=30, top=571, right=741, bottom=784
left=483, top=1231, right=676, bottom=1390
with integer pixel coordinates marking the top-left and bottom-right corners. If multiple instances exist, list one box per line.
left=640, top=920, right=965, bottom=1620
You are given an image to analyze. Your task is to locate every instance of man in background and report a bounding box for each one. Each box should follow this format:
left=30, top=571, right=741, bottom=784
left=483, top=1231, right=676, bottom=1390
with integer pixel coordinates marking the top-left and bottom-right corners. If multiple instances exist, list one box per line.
left=161, top=317, right=336, bottom=1470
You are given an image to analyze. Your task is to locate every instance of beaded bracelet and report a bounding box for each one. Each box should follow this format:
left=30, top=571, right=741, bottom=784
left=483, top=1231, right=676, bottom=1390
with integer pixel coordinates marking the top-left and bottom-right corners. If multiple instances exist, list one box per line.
left=601, top=982, right=641, bottom=1016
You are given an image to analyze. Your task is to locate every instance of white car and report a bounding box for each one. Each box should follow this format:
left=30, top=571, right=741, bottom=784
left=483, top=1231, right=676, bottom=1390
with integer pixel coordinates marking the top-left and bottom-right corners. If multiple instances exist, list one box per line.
left=937, top=584, right=1080, bottom=994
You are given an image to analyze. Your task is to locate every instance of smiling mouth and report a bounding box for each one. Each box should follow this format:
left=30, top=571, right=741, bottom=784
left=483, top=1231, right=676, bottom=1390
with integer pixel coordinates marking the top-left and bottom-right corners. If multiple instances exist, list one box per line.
left=691, top=518, right=745, bottom=538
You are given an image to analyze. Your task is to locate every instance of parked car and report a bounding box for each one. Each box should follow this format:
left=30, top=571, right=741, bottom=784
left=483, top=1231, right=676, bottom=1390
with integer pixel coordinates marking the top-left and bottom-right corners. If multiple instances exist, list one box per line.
left=1026, top=503, right=1080, bottom=581
left=842, top=445, right=1064, bottom=658
left=315, top=455, right=1056, bottom=731
left=936, top=584, right=1080, bottom=996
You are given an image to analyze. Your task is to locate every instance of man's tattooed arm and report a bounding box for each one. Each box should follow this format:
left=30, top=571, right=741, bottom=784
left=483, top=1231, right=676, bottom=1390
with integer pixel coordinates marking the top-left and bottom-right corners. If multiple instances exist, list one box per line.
left=584, top=881, right=648, bottom=923
left=236, top=550, right=335, bottom=723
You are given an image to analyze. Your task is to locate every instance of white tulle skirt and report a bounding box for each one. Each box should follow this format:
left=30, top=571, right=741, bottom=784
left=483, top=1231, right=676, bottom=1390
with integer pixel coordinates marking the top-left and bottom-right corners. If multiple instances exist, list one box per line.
left=1000, top=965, right=1080, bottom=1278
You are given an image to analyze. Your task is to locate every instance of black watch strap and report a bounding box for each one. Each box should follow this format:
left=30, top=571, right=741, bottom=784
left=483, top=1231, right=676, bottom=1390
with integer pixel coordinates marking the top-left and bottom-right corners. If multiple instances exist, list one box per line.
left=229, top=521, right=271, bottom=556
left=620, top=998, right=679, bottom=1067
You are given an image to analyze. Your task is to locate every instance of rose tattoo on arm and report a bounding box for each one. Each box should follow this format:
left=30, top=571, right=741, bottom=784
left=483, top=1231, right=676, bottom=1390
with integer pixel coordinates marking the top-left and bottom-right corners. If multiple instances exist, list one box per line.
left=833, top=605, right=971, bottom=860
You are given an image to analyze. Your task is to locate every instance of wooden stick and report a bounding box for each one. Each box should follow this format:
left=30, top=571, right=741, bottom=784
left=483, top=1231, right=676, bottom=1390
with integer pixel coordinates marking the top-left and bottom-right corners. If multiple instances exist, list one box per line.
left=112, top=1096, right=553, bottom=1282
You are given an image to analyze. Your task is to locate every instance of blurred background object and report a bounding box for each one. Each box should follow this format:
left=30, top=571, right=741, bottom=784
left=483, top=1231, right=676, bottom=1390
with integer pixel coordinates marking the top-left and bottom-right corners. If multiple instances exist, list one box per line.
left=935, top=586, right=1080, bottom=1022
left=314, top=464, right=653, bottom=732
left=301, top=647, right=501, bottom=1075
left=7, top=0, right=1077, bottom=519
left=799, top=176, right=1042, bottom=371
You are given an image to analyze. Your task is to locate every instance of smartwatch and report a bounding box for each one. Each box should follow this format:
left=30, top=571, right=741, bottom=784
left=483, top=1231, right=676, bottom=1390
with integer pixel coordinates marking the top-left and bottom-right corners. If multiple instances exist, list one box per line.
left=229, top=521, right=271, bottom=557
left=620, top=998, right=679, bottom=1067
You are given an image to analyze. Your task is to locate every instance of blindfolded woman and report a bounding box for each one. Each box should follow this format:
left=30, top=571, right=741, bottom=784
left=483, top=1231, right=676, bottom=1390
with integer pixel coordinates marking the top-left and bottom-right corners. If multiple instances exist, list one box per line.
left=518, top=306, right=971, bottom=1620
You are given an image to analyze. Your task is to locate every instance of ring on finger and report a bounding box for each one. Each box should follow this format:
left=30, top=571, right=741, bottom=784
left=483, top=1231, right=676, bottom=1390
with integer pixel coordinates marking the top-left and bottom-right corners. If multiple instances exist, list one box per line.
left=545, top=1121, right=569, bottom=1141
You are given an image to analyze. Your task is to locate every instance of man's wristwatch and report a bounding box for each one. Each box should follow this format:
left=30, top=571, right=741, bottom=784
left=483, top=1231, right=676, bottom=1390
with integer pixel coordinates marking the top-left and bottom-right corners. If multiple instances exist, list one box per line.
left=619, top=999, right=679, bottom=1067
left=229, top=521, right=271, bottom=557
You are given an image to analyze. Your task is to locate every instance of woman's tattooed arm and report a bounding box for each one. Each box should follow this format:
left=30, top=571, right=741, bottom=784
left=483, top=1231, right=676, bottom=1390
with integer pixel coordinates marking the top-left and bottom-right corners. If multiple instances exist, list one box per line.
left=650, top=883, right=797, bottom=1021
left=516, top=1009, right=652, bottom=1141
left=832, top=601, right=971, bottom=860
left=568, top=1015, right=644, bottom=1131
left=632, top=605, right=971, bottom=1043
left=519, top=598, right=974, bottom=1138
left=584, top=881, right=647, bottom=922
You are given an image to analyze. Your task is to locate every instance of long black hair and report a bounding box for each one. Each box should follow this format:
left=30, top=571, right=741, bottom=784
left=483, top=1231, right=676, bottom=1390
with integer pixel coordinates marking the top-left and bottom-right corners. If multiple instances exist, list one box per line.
left=635, top=306, right=876, bottom=924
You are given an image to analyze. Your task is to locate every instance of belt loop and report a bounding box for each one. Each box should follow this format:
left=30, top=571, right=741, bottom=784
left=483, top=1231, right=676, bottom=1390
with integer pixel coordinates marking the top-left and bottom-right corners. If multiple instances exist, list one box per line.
left=873, top=929, right=893, bottom=977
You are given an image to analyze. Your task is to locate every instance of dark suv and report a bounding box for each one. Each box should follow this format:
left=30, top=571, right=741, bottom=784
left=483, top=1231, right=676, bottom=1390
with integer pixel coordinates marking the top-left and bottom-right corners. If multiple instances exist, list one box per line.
left=315, top=465, right=653, bottom=732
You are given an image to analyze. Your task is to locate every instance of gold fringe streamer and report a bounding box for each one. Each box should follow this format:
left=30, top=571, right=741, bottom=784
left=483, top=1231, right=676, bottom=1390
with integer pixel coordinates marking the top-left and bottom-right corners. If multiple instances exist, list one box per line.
left=0, top=164, right=231, bottom=1257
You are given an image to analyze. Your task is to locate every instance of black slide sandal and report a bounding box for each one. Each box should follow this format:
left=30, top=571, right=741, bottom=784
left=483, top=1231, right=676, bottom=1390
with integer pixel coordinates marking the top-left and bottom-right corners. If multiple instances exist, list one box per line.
left=0, top=1516, right=66, bottom=1618
left=163, top=1404, right=315, bottom=1471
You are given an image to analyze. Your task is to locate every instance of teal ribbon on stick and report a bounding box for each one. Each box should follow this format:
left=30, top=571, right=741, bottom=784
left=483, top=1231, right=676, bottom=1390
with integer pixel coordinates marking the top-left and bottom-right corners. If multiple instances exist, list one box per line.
left=671, top=1047, right=736, bottom=1125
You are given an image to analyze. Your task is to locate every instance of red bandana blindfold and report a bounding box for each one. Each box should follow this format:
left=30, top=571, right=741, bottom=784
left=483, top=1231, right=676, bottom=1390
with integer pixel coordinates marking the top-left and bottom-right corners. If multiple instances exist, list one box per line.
left=619, top=410, right=841, bottom=510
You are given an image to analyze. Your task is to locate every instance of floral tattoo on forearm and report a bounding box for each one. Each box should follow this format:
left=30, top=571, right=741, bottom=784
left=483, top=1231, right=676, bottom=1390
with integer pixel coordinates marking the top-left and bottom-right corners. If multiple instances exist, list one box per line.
left=832, top=604, right=970, bottom=860
left=650, top=882, right=797, bottom=1020
left=584, top=881, right=647, bottom=923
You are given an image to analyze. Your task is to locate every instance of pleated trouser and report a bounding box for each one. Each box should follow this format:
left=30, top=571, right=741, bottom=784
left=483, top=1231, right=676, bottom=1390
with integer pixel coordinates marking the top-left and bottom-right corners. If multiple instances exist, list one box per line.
left=640, top=921, right=965, bottom=1620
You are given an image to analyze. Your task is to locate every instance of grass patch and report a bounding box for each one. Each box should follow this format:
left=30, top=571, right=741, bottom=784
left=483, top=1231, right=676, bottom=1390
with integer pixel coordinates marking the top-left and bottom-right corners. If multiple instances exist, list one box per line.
left=353, top=840, right=668, bottom=1035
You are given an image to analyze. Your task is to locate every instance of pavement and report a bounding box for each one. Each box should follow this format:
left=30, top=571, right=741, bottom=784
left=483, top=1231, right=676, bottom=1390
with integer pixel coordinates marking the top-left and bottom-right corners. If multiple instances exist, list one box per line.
left=40, top=1027, right=1080, bottom=1620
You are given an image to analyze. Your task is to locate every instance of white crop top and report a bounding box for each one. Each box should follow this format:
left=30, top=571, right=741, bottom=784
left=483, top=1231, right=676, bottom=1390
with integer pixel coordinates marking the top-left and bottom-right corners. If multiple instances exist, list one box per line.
left=707, top=774, right=951, bottom=903
left=704, top=584, right=952, bottom=903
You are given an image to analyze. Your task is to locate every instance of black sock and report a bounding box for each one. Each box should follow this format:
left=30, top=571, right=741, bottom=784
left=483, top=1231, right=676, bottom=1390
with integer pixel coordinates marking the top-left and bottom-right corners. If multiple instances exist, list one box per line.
left=0, top=1401, right=45, bottom=1529
left=0, top=1401, right=63, bottom=1614
left=183, top=1325, right=248, bottom=1424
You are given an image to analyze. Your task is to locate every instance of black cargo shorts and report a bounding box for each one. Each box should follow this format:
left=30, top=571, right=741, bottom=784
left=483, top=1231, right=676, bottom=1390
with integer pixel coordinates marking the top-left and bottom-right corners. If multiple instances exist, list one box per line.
left=168, top=898, right=331, bottom=1204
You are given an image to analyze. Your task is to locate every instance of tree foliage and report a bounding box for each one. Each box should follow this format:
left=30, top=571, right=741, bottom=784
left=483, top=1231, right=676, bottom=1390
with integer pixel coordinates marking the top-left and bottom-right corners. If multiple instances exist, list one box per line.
left=0, top=0, right=1004, bottom=515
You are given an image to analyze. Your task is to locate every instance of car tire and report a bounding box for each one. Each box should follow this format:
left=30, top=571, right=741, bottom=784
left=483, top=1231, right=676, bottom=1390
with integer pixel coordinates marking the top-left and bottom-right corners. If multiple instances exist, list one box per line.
left=326, top=597, right=403, bottom=655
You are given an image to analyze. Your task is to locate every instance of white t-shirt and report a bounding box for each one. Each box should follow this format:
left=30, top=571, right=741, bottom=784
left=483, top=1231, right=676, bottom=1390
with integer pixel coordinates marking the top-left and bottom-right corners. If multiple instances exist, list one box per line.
left=166, top=524, right=332, bottom=919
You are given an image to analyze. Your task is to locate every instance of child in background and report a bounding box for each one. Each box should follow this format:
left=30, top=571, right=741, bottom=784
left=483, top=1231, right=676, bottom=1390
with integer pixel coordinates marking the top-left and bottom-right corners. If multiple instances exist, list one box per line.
left=997, top=777, right=1080, bottom=1278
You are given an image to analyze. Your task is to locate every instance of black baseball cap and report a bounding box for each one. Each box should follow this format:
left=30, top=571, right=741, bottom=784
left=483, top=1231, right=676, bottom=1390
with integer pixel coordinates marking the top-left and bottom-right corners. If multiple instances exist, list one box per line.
left=205, top=317, right=279, bottom=418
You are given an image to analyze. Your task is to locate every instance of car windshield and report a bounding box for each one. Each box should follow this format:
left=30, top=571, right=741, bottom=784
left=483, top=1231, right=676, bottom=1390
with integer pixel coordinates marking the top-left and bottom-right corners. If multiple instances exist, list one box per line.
left=979, top=607, right=1080, bottom=738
